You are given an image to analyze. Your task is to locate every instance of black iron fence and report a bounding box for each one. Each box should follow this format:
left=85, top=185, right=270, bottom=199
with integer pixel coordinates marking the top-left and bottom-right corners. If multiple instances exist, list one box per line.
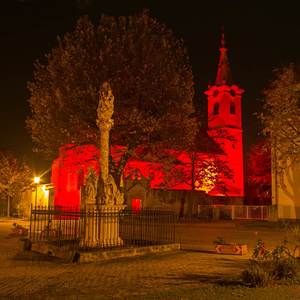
left=29, top=206, right=176, bottom=250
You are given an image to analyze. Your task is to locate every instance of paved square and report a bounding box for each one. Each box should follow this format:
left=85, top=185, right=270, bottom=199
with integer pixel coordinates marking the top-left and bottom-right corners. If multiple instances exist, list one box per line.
left=0, top=219, right=289, bottom=299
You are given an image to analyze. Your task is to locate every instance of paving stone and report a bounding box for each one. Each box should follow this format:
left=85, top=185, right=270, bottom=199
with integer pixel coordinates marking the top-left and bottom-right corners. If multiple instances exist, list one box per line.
left=0, top=219, right=287, bottom=299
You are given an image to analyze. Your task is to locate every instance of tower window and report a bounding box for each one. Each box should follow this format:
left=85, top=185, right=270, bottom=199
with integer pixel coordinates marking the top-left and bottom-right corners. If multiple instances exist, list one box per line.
left=230, top=102, right=236, bottom=114
left=213, top=103, right=219, bottom=115
left=213, top=90, right=219, bottom=97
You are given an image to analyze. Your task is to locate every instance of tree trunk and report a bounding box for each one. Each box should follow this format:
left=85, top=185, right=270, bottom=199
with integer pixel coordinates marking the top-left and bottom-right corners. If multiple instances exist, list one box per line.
left=191, top=153, right=196, bottom=191
left=7, top=195, right=10, bottom=217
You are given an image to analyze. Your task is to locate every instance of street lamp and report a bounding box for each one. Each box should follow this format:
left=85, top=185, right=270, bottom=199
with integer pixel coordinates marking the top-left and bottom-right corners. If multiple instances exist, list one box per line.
left=34, top=177, right=40, bottom=208
left=34, top=177, right=40, bottom=184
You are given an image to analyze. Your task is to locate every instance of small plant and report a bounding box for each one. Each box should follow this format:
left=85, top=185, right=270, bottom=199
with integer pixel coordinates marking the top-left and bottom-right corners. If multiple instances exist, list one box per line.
left=287, top=225, right=300, bottom=257
left=252, top=239, right=270, bottom=260
left=289, top=225, right=300, bottom=239
left=279, top=219, right=291, bottom=230
left=213, top=236, right=226, bottom=245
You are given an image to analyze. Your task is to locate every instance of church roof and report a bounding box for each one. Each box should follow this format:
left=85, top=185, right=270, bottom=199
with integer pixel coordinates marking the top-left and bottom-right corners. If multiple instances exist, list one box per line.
left=215, top=31, right=233, bottom=86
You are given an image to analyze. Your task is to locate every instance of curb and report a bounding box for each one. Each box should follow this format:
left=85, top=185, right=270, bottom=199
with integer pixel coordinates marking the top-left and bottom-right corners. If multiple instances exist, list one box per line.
left=80, top=243, right=181, bottom=263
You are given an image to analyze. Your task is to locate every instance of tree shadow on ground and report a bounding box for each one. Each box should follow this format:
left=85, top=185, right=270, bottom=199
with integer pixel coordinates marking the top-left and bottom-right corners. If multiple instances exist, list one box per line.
left=168, top=272, right=243, bottom=286
left=143, top=272, right=243, bottom=287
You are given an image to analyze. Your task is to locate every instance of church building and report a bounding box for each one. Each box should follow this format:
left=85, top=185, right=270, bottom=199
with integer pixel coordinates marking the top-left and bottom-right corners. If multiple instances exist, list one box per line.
left=51, top=34, right=245, bottom=216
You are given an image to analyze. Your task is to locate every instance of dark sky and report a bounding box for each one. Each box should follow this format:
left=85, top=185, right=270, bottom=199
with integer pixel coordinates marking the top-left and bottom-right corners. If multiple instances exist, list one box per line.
left=1, top=0, right=300, bottom=173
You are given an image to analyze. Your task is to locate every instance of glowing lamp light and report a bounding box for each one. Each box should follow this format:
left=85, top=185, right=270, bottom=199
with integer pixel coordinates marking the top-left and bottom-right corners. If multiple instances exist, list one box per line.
left=34, top=177, right=40, bottom=184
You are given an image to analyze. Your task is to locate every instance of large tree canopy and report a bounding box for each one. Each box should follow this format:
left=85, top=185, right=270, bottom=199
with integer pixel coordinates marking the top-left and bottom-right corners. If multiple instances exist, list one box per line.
left=260, top=64, right=300, bottom=171
left=27, top=11, right=197, bottom=169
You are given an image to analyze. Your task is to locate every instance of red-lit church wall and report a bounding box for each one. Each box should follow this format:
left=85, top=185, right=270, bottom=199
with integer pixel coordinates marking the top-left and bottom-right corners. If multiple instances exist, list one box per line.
left=51, top=144, right=100, bottom=209
left=51, top=145, right=194, bottom=208
left=51, top=142, right=243, bottom=208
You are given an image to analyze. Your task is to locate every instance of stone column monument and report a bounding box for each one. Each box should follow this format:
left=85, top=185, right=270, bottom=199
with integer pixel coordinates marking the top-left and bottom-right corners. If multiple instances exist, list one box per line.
left=81, top=82, right=125, bottom=248
left=96, top=81, right=125, bottom=247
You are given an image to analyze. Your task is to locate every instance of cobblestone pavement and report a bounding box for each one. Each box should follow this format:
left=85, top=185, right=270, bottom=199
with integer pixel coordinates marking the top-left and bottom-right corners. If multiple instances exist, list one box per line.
left=0, top=219, right=287, bottom=299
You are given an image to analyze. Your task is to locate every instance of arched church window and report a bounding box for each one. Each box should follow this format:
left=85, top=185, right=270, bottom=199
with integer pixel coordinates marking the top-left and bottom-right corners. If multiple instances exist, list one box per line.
left=230, top=89, right=236, bottom=97
left=230, top=102, right=236, bottom=114
left=213, top=103, right=219, bottom=115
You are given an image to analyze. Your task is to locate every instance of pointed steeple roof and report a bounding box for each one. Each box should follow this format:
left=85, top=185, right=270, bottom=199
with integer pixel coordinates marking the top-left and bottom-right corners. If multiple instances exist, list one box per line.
left=215, top=29, right=233, bottom=86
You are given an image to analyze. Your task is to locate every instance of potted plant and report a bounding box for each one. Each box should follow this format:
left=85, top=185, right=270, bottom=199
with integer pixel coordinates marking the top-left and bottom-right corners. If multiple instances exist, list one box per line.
left=213, top=236, right=248, bottom=255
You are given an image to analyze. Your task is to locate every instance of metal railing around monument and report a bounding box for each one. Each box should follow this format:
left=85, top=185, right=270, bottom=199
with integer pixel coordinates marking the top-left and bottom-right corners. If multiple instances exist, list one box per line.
left=29, top=206, right=176, bottom=250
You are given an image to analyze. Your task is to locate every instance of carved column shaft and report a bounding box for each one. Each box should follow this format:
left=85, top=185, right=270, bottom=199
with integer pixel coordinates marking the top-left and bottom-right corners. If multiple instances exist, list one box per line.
left=97, top=81, right=114, bottom=186
left=99, top=124, right=112, bottom=184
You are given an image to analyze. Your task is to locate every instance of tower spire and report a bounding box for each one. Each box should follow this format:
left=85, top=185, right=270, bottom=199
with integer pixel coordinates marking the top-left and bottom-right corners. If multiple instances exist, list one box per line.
left=215, top=27, right=232, bottom=85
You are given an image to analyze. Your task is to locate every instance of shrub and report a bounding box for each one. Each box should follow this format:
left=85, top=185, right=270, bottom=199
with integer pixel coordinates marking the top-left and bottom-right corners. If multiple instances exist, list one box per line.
left=242, top=239, right=300, bottom=287
left=272, top=258, right=298, bottom=280
left=242, top=261, right=273, bottom=287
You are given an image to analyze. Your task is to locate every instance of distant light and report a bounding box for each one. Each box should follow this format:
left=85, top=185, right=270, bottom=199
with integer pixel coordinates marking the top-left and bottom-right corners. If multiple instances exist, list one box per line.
left=34, top=177, right=40, bottom=184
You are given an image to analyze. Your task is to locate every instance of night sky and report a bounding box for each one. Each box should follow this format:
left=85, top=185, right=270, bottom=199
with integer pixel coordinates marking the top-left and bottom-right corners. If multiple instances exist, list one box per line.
left=1, top=0, right=300, bottom=174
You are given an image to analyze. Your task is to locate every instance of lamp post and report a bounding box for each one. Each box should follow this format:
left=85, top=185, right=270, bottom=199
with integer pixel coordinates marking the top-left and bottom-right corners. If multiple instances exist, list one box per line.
left=34, top=177, right=40, bottom=208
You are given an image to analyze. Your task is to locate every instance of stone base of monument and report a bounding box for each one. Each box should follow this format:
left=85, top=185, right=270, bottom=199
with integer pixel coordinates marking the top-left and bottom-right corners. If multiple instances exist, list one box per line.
left=81, top=204, right=126, bottom=248
left=80, top=243, right=181, bottom=263
left=30, top=240, right=181, bottom=263
left=31, top=241, right=80, bottom=262
left=215, top=243, right=248, bottom=255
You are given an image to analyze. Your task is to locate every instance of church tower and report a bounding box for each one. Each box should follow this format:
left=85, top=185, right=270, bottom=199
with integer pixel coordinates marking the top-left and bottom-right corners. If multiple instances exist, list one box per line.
left=205, top=32, right=244, bottom=197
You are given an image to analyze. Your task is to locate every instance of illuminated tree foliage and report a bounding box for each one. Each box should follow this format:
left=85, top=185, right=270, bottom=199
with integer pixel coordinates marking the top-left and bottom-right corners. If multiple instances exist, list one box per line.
left=260, top=64, right=300, bottom=172
left=154, top=132, right=233, bottom=195
left=27, top=11, right=197, bottom=185
left=159, top=152, right=233, bottom=193
left=0, top=151, right=32, bottom=216
left=246, top=140, right=271, bottom=204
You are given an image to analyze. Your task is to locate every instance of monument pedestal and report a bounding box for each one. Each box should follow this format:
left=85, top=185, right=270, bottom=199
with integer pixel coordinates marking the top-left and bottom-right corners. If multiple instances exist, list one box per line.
left=97, top=205, right=126, bottom=247
left=81, top=204, right=126, bottom=249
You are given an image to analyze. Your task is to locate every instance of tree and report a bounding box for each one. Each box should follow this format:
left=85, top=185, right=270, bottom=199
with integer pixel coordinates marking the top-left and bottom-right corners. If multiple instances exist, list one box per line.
left=0, top=151, right=32, bottom=216
left=143, top=131, right=233, bottom=194
left=27, top=11, right=197, bottom=186
left=246, top=140, right=271, bottom=204
left=159, top=153, right=232, bottom=193
left=260, top=64, right=300, bottom=174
